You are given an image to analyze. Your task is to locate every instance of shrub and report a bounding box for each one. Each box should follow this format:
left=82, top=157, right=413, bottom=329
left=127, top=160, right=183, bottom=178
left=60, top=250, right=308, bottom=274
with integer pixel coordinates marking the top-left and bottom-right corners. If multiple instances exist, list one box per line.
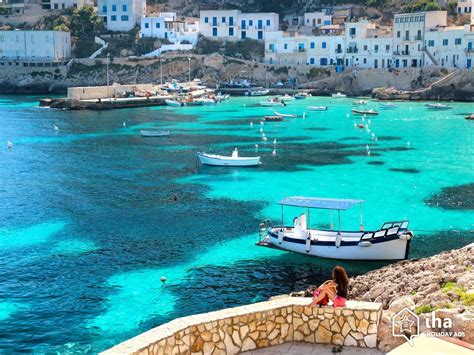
left=135, top=37, right=156, bottom=56
left=415, top=304, right=436, bottom=314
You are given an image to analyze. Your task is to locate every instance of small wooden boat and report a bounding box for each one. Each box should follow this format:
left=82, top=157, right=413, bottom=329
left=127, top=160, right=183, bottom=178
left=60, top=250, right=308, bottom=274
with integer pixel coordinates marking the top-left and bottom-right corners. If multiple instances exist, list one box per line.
left=264, top=115, right=283, bottom=122
left=140, top=130, right=170, bottom=137
left=274, top=111, right=296, bottom=118
left=332, top=92, right=347, bottom=98
left=256, top=197, right=413, bottom=261
left=379, top=102, right=398, bottom=109
left=308, top=106, right=328, bottom=111
left=465, top=114, right=474, bottom=120
left=425, top=103, right=452, bottom=110
left=165, top=99, right=183, bottom=107
left=260, top=99, right=285, bottom=107
left=352, top=109, right=379, bottom=115
left=197, top=149, right=261, bottom=167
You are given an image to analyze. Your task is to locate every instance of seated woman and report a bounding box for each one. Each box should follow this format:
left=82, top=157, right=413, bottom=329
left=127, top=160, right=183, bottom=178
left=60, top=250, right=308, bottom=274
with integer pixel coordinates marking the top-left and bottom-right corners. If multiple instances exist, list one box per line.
left=308, top=265, right=349, bottom=308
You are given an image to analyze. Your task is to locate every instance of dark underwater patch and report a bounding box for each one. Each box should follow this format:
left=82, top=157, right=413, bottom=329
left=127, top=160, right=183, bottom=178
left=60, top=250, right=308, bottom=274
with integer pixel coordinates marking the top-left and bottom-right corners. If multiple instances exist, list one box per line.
left=305, top=127, right=331, bottom=131
left=210, top=118, right=257, bottom=126
left=367, top=161, right=385, bottom=165
left=376, top=136, right=402, bottom=141
left=425, top=183, right=474, bottom=210
left=409, top=229, right=474, bottom=258
left=389, top=168, right=420, bottom=174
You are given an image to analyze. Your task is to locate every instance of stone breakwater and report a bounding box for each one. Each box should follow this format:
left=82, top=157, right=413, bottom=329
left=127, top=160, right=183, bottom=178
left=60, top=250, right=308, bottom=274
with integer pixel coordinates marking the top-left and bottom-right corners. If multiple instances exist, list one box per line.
left=291, top=243, right=474, bottom=351
left=101, top=297, right=382, bottom=354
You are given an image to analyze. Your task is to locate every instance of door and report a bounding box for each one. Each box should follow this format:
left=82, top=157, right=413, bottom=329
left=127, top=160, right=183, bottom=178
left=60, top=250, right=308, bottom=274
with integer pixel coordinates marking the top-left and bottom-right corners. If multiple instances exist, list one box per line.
left=467, top=59, right=472, bottom=69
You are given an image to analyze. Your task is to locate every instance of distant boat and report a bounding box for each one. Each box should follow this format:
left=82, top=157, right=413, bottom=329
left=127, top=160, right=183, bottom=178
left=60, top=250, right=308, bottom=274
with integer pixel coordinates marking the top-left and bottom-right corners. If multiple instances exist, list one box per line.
left=425, top=103, right=452, bottom=110
left=294, top=92, right=310, bottom=100
left=279, top=94, right=295, bottom=102
left=352, top=99, right=368, bottom=105
left=352, top=109, right=379, bottom=115
left=379, top=102, right=398, bottom=109
left=248, top=89, right=269, bottom=96
left=308, top=106, right=328, bottom=111
left=216, top=93, right=230, bottom=101
left=197, top=98, right=216, bottom=105
left=197, top=149, right=261, bottom=167
left=264, top=115, right=283, bottom=122
left=140, top=130, right=170, bottom=137
left=332, top=92, right=347, bottom=98
left=274, top=111, right=296, bottom=118
left=260, top=99, right=284, bottom=107
left=465, top=114, right=474, bottom=120
left=165, top=99, right=183, bottom=107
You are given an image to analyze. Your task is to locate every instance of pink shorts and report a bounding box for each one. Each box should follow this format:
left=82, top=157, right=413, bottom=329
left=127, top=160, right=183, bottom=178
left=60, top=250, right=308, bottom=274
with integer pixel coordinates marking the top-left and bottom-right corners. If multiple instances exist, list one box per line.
left=333, top=296, right=346, bottom=308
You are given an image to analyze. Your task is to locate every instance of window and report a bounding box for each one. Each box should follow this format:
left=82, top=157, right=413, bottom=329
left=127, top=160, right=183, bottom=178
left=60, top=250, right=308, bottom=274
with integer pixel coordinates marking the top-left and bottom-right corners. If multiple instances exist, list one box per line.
left=420, top=16, right=424, bottom=21
left=415, top=16, right=419, bottom=21
left=122, top=4, right=127, bottom=11
left=363, top=45, right=367, bottom=51
left=156, top=23, right=160, bottom=28
left=112, top=4, right=116, bottom=11
left=241, top=20, right=246, bottom=29
left=320, top=58, right=328, bottom=65
left=310, top=42, right=315, bottom=49
left=266, top=19, right=270, bottom=26
left=258, top=20, right=263, bottom=29
left=322, top=42, right=326, bottom=49
left=229, top=16, right=233, bottom=26
left=397, top=31, right=400, bottom=38
left=204, top=17, right=208, bottom=24
left=427, top=40, right=435, bottom=47
left=249, top=20, right=253, bottom=26
left=121, top=15, right=129, bottom=21
left=349, top=28, right=356, bottom=36
left=222, top=17, right=226, bottom=23
left=269, top=44, right=274, bottom=51
left=455, top=38, right=461, bottom=45
left=309, top=58, right=315, bottom=65
left=257, top=30, right=263, bottom=40
left=102, top=5, right=106, bottom=12
left=54, top=4, right=58, bottom=9
left=241, top=31, right=246, bottom=39
left=145, top=23, right=149, bottom=29
left=284, top=43, right=288, bottom=50
left=229, top=27, right=234, bottom=36
left=324, top=20, right=330, bottom=25
left=212, top=28, right=218, bottom=36
left=363, top=58, right=367, bottom=64
left=212, top=17, right=217, bottom=26
left=443, top=39, right=448, bottom=46
left=386, top=44, right=390, bottom=51
left=374, top=45, right=378, bottom=52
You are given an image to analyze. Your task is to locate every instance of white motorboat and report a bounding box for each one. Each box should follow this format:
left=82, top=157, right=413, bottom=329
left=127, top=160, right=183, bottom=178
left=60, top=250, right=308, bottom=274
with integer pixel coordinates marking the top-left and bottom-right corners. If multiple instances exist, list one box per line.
left=279, top=94, right=295, bottom=102
left=308, top=106, right=328, bottom=111
left=260, top=99, right=285, bottom=107
left=294, top=92, right=310, bottom=100
left=352, top=99, right=368, bottom=105
left=140, top=130, right=170, bottom=137
left=274, top=111, right=297, bottom=118
left=379, top=102, right=398, bottom=109
left=248, top=89, right=270, bottom=96
left=165, top=99, right=184, bottom=107
left=332, top=92, right=347, bottom=98
left=216, top=94, right=230, bottom=101
left=198, top=98, right=216, bottom=105
left=352, top=109, right=379, bottom=115
left=197, top=148, right=261, bottom=167
left=257, top=197, right=413, bottom=261
left=425, top=103, right=452, bottom=110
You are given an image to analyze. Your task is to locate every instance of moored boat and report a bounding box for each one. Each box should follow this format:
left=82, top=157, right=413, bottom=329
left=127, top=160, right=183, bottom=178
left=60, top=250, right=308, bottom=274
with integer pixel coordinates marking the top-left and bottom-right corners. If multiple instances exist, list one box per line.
left=274, top=111, right=297, bottom=118
left=257, top=196, right=413, bottom=261
left=197, top=149, right=261, bottom=167
left=352, top=109, right=379, bottom=115
left=425, top=103, right=452, bottom=110
left=308, top=106, right=328, bottom=111
left=332, top=92, right=347, bottom=98
left=352, top=99, right=368, bottom=105
left=379, top=102, right=398, bottom=109
left=248, top=89, right=270, bottom=96
left=165, top=99, right=184, bottom=107
left=294, top=92, right=310, bottom=100
left=264, top=115, right=283, bottom=122
left=465, top=114, right=474, bottom=120
left=140, top=130, right=170, bottom=137
left=260, top=98, right=285, bottom=107
left=279, top=94, right=295, bottom=102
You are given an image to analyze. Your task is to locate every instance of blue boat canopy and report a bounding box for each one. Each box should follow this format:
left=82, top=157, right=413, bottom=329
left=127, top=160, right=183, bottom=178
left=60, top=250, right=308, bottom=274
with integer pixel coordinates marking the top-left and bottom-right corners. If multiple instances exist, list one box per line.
left=278, top=196, right=364, bottom=210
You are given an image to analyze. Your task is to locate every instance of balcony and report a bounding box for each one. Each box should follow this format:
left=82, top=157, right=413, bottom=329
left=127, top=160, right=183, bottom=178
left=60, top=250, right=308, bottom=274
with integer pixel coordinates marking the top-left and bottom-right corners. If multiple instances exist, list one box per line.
left=404, top=36, right=410, bottom=41
left=346, top=47, right=358, bottom=53
left=335, top=48, right=343, bottom=53
left=414, top=35, right=422, bottom=40
left=394, top=50, right=410, bottom=56
left=466, top=47, right=474, bottom=53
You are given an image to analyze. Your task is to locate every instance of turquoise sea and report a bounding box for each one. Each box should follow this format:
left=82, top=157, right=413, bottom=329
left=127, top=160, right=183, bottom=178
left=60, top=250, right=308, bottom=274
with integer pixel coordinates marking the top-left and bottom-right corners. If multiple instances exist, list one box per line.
left=0, top=95, right=472, bottom=352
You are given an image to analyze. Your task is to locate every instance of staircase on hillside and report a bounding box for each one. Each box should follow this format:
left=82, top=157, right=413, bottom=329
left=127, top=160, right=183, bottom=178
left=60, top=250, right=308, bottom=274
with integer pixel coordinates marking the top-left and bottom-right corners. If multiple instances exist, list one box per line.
left=422, top=47, right=438, bottom=66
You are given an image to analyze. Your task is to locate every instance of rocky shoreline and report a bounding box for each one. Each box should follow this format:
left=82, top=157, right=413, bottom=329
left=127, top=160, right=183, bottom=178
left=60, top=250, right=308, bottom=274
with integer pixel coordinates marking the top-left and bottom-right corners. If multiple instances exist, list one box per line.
left=290, top=243, right=474, bottom=351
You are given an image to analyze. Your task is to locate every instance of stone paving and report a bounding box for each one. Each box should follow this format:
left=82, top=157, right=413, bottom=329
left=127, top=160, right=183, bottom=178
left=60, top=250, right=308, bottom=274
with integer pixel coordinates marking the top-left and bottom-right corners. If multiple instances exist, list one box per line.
left=242, top=342, right=384, bottom=354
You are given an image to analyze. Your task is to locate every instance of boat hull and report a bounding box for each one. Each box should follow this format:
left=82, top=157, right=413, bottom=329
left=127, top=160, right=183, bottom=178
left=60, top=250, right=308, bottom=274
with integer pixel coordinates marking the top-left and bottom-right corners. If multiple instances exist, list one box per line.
left=197, top=153, right=261, bottom=167
left=260, top=101, right=284, bottom=107
left=140, top=130, right=170, bottom=137
left=352, top=109, right=379, bottom=115
left=308, top=106, right=328, bottom=111
left=262, top=227, right=412, bottom=261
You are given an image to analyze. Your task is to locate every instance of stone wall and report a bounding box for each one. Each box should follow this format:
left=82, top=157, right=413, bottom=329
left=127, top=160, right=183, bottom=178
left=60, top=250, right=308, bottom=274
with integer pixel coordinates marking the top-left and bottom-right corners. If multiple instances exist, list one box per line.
left=101, top=297, right=382, bottom=355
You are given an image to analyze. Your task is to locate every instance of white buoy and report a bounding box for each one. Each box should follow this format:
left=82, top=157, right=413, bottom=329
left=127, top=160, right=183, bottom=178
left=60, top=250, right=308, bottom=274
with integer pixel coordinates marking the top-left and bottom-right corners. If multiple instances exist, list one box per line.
left=273, top=138, right=277, bottom=145
left=250, top=122, right=253, bottom=128
left=262, top=132, right=266, bottom=137
left=123, top=122, right=126, bottom=127
left=367, top=150, right=371, bottom=156
left=365, top=124, right=369, bottom=129
left=407, top=141, right=410, bottom=147
left=346, top=113, right=350, bottom=118
left=363, top=114, right=367, bottom=119
left=272, top=149, right=276, bottom=156
left=353, top=122, right=357, bottom=127
left=368, top=119, right=371, bottom=124
left=362, top=116, right=365, bottom=121
left=259, top=128, right=263, bottom=133
left=7, top=141, right=13, bottom=149
left=303, top=112, right=306, bottom=118
left=262, top=136, right=267, bottom=141
left=260, top=121, right=264, bottom=126
left=54, top=124, right=59, bottom=131
left=255, top=144, right=259, bottom=149
left=366, top=144, right=369, bottom=150
left=375, top=137, right=378, bottom=141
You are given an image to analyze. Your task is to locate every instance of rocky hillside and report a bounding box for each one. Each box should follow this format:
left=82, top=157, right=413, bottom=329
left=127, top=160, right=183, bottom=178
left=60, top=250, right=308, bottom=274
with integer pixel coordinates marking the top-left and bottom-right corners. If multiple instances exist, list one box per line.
left=291, top=243, right=474, bottom=351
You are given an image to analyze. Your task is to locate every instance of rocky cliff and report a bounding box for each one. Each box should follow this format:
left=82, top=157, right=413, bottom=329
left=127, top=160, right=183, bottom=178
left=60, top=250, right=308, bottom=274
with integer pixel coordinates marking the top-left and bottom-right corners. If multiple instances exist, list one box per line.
left=291, top=243, right=474, bottom=351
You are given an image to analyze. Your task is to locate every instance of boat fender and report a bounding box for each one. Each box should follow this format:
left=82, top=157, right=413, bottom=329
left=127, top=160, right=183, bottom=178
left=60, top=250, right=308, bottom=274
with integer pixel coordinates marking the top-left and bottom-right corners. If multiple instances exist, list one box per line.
left=399, top=231, right=413, bottom=240
left=358, top=241, right=371, bottom=247
left=278, top=230, right=284, bottom=245
left=335, top=233, right=342, bottom=248
left=305, top=233, right=311, bottom=253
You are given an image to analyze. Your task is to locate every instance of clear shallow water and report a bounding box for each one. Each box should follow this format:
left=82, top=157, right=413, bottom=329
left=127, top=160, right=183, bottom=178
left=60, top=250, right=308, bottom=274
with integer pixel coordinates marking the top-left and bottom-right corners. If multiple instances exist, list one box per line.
left=0, top=95, right=472, bottom=352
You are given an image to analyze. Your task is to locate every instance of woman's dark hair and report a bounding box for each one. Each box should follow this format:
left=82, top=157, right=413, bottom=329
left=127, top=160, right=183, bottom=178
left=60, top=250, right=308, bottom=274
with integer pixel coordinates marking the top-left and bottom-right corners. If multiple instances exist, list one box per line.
left=332, top=265, right=349, bottom=298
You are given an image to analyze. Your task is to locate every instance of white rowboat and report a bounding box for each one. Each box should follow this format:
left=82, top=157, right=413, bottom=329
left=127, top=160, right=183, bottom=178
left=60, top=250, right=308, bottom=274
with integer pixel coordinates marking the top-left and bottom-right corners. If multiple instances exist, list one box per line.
left=308, top=106, right=328, bottom=111
left=197, top=149, right=261, bottom=167
left=425, top=103, right=452, bottom=110
left=260, top=100, right=284, bottom=107
left=140, top=130, right=170, bottom=137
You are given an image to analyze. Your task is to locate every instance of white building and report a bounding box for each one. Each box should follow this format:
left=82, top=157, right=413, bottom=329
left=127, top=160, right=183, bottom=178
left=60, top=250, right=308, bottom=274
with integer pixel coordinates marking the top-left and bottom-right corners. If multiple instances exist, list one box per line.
left=457, top=0, right=472, bottom=14
left=50, top=0, right=90, bottom=10
left=140, top=12, right=199, bottom=45
left=98, top=0, right=145, bottom=32
left=199, top=10, right=279, bottom=41
left=0, top=30, right=71, bottom=61
left=0, top=0, right=25, bottom=14
left=304, top=11, right=332, bottom=29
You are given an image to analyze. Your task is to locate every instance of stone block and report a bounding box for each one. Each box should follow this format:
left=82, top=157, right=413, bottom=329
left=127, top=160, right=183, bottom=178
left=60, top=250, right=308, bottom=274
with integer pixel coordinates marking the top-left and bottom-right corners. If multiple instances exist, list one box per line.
left=364, top=334, right=377, bottom=348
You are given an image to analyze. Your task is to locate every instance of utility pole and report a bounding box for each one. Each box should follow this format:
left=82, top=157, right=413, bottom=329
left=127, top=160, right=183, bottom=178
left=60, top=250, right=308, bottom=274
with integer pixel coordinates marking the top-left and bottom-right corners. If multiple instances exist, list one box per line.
left=188, top=57, right=191, bottom=85
left=106, top=53, right=110, bottom=99
left=160, top=57, right=163, bottom=85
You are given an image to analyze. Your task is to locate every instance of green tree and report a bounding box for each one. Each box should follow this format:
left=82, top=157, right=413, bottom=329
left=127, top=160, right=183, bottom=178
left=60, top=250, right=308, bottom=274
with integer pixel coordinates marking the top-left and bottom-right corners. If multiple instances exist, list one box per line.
left=69, top=6, right=104, bottom=39
left=425, top=2, right=441, bottom=11
left=447, top=0, right=458, bottom=15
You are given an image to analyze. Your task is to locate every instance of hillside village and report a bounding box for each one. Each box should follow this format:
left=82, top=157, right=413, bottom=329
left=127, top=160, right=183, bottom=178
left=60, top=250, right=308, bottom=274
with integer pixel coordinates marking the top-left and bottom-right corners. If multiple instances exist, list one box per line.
left=0, top=0, right=473, bottom=93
